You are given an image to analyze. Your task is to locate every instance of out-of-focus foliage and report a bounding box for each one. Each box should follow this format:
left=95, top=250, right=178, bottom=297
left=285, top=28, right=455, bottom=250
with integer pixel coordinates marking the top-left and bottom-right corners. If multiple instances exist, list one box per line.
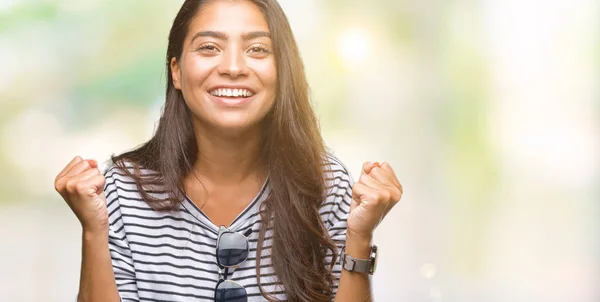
left=0, top=0, right=597, bottom=301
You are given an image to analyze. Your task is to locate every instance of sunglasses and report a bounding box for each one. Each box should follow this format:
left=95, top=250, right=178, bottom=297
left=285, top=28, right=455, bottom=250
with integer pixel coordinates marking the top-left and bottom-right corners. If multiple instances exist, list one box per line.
left=214, top=226, right=252, bottom=302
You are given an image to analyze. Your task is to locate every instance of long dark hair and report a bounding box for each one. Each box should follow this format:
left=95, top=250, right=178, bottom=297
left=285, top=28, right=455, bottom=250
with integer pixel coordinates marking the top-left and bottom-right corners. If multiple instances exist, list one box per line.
left=111, top=0, right=339, bottom=301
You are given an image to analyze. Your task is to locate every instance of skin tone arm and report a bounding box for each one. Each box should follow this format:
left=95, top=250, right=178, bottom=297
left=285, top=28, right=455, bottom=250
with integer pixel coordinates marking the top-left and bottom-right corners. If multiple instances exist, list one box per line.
left=55, top=156, right=120, bottom=302
left=334, top=234, right=374, bottom=301
left=56, top=157, right=402, bottom=302
left=78, top=229, right=120, bottom=302
left=334, top=161, right=403, bottom=302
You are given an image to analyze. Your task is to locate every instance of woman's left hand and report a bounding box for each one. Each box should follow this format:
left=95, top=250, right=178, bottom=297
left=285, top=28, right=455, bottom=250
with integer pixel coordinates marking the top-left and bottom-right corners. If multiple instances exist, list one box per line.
left=347, top=161, right=403, bottom=241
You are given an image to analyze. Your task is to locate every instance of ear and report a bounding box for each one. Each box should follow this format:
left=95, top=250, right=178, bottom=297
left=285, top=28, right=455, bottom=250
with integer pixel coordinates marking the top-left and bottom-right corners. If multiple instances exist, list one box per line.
left=170, top=57, right=182, bottom=90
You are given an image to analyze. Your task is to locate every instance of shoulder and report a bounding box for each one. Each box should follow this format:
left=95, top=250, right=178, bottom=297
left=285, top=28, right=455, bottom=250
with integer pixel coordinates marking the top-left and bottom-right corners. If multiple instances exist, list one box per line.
left=102, top=159, right=161, bottom=194
left=102, top=159, right=157, bottom=184
left=103, top=161, right=152, bottom=203
left=102, top=160, right=163, bottom=223
left=322, top=152, right=354, bottom=195
left=320, top=152, right=354, bottom=210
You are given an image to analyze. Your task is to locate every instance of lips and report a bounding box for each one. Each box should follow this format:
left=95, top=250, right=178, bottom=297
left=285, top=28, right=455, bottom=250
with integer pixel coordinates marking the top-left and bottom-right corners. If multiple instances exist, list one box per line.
left=208, top=87, right=255, bottom=98
left=207, top=90, right=256, bottom=108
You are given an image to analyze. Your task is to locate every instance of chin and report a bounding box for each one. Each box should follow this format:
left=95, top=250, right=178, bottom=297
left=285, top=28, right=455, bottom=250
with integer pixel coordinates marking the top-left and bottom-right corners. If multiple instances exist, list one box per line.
left=211, top=118, right=260, bottom=133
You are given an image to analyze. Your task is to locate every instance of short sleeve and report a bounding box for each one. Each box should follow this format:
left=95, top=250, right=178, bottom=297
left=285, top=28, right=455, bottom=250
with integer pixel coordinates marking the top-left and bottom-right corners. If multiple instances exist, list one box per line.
left=320, top=154, right=354, bottom=297
left=104, top=166, right=140, bottom=302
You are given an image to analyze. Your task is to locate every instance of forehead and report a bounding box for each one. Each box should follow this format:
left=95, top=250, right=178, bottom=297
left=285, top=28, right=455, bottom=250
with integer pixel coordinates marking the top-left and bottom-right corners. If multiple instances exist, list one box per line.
left=189, top=0, right=269, bottom=34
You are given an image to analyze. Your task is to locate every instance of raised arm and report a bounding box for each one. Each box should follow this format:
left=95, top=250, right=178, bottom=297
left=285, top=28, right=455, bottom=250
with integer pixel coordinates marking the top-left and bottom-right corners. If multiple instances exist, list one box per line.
left=334, top=161, right=403, bottom=302
left=55, top=156, right=120, bottom=302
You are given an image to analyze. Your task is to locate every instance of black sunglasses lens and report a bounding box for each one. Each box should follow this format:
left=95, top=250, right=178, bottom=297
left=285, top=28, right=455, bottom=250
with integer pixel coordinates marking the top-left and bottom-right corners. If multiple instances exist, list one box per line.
left=217, top=232, right=249, bottom=267
left=215, top=280, right=247, bottom=302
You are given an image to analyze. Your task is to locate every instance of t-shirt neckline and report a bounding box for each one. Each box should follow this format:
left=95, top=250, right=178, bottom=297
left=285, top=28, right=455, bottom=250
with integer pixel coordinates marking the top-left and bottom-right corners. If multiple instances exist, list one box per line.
left=182, top=175, right=271, bottom=232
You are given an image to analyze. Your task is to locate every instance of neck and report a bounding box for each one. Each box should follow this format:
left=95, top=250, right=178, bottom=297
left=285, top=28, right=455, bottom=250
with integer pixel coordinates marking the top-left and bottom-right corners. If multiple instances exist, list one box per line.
left=189, top=121, right=266, bottom=186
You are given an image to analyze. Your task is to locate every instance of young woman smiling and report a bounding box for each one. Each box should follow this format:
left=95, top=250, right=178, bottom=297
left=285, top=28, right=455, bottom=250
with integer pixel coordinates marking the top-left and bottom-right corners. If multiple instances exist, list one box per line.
left=54, top=0, right=403, bottom=301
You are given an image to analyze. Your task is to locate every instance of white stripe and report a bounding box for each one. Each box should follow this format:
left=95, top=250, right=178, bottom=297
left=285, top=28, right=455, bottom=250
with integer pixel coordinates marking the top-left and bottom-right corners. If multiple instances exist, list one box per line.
left=101, top=153, right=351, bottom=301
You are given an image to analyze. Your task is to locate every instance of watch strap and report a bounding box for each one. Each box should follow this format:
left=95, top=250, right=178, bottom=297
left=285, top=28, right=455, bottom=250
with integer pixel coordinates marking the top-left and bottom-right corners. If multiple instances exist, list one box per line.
left=340, top=245, right=377, bottom=275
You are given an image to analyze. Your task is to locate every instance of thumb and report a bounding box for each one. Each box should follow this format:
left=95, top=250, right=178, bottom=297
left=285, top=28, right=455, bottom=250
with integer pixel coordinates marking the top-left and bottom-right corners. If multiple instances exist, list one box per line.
left=361, top=161, right=379, bottom=177
left=93, top=177, right=108, bottom=206
left=87, top=159, right=98, bottom=169
left=89, top=174, right=106, bottom=197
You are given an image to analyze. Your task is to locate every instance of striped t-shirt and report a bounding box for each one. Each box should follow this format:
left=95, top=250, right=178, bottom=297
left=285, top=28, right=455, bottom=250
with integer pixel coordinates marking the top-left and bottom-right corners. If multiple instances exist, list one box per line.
left=103, top=154, right=354, bottom=301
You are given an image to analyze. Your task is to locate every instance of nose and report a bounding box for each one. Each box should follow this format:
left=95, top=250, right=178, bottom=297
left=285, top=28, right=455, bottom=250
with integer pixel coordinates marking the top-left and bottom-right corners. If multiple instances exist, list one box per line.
left=217, top=47, right=248, bottom=79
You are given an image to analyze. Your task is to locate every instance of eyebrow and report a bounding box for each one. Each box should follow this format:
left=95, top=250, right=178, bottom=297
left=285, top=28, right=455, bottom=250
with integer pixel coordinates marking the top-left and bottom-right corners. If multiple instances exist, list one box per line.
left=190, top=31, right=271, bottom=45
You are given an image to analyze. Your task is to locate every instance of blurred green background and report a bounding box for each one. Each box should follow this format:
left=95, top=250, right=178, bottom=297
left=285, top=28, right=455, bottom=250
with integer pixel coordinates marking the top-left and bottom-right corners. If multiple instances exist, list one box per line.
left=0, top=0, right=598, bottom=301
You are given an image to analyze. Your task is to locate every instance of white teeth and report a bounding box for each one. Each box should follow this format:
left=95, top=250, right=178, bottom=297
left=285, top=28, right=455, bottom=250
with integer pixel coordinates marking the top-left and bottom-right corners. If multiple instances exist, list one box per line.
left=210, top=88, right=254, bottom=97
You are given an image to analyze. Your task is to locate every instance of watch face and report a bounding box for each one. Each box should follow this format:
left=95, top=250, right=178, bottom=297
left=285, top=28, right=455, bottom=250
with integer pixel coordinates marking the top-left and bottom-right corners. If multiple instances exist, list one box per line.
left=371, top=245, right=378, bottom=274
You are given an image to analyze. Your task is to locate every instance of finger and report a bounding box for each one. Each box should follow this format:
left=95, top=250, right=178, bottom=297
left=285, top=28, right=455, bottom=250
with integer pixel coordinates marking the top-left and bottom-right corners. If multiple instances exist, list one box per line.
left=65, top=168, right=101, bottom=195
left=75, top=174, right=107, bottom=199
left=352, top=182, right=389, bottom=225
left=359, top=172, right=398, bottom=207
left=369, top=167, right=402, bottom=202
left=361, top=161, right=379, bottom=177
left=377, top=162, right=403, bottom=196
left=54, top=156, right=93, bottom=195
left=379, top=162, right=401, bottom=187
left=358, top=171, right=387, bottom=191
left=57, top=164, right=98, bottom=194
left=76, top=167, right=101, bottom=182
left=351, top=182, right=375, bottom=205
left=63, top=159, right=95, bottom=179
left=88, top=159, right=98, bottom=169
left=368, top=167, right=396, bottom=188
left=56, top=156, right=83, bottom=180
left=351, top=182, right=389, bottom=210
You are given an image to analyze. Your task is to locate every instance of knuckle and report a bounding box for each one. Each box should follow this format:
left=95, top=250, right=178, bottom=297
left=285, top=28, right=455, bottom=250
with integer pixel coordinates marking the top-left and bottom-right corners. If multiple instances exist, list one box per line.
left=54, top=178, right=62, bottom=191
left=81, top=160, right=91, bottom=169
left=367, top=192, right=378, bottom=202
left=54, top=180, right=66, bottom=192
left=380, top=190, right=391, bottom=201
left=393, top=189, right=402, bottom=199
left=75, top=182, right=87, bottom=193
left=359, top=174, right=368, bottom=183
left=65, top=179, right=77, bottom=193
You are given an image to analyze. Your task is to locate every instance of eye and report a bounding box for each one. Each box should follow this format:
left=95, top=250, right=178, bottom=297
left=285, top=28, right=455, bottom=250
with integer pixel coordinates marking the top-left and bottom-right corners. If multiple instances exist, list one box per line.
left=196, top=43, right=219, bottom=53
left=248, top=44, right=271, bottom=54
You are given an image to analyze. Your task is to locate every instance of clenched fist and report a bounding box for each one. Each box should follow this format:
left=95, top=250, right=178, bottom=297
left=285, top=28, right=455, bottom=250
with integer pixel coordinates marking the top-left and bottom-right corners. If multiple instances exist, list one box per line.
left=54, top=156, right=108, bottom=233
left=347, top=161, right=403, bottom=241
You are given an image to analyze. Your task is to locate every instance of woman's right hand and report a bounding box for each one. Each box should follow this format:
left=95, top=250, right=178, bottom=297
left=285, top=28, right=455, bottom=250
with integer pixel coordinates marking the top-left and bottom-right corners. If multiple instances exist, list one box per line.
left=55, top=156, right=109, bottom=233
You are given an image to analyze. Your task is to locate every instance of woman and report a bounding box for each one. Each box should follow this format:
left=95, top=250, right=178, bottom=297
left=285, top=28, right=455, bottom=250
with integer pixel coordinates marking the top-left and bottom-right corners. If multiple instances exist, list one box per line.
left=54, top=0, right=403, bottom=301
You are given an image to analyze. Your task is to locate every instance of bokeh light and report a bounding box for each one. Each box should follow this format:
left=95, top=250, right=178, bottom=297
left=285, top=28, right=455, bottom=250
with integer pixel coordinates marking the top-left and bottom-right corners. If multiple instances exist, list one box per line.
left=338, top=29, right=371, bottom=65
left=0, top=0, right=598, bottom=301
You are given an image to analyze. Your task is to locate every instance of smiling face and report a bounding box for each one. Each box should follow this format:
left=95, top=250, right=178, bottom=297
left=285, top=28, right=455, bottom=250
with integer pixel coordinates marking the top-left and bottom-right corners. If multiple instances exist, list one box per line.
left=170, top=0, right=277, bottom=134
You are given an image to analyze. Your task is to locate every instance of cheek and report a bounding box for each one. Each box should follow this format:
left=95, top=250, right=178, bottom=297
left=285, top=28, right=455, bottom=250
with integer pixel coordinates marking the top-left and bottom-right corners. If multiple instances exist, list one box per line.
left=251, top=59, right=277, bottom=89
left=181, top=56, right=215, bottom=86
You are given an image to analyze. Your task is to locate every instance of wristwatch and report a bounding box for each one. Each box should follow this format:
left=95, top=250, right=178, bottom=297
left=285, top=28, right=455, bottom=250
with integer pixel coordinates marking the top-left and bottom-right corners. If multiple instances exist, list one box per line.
left=340, top=245, right=378, bottom=275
